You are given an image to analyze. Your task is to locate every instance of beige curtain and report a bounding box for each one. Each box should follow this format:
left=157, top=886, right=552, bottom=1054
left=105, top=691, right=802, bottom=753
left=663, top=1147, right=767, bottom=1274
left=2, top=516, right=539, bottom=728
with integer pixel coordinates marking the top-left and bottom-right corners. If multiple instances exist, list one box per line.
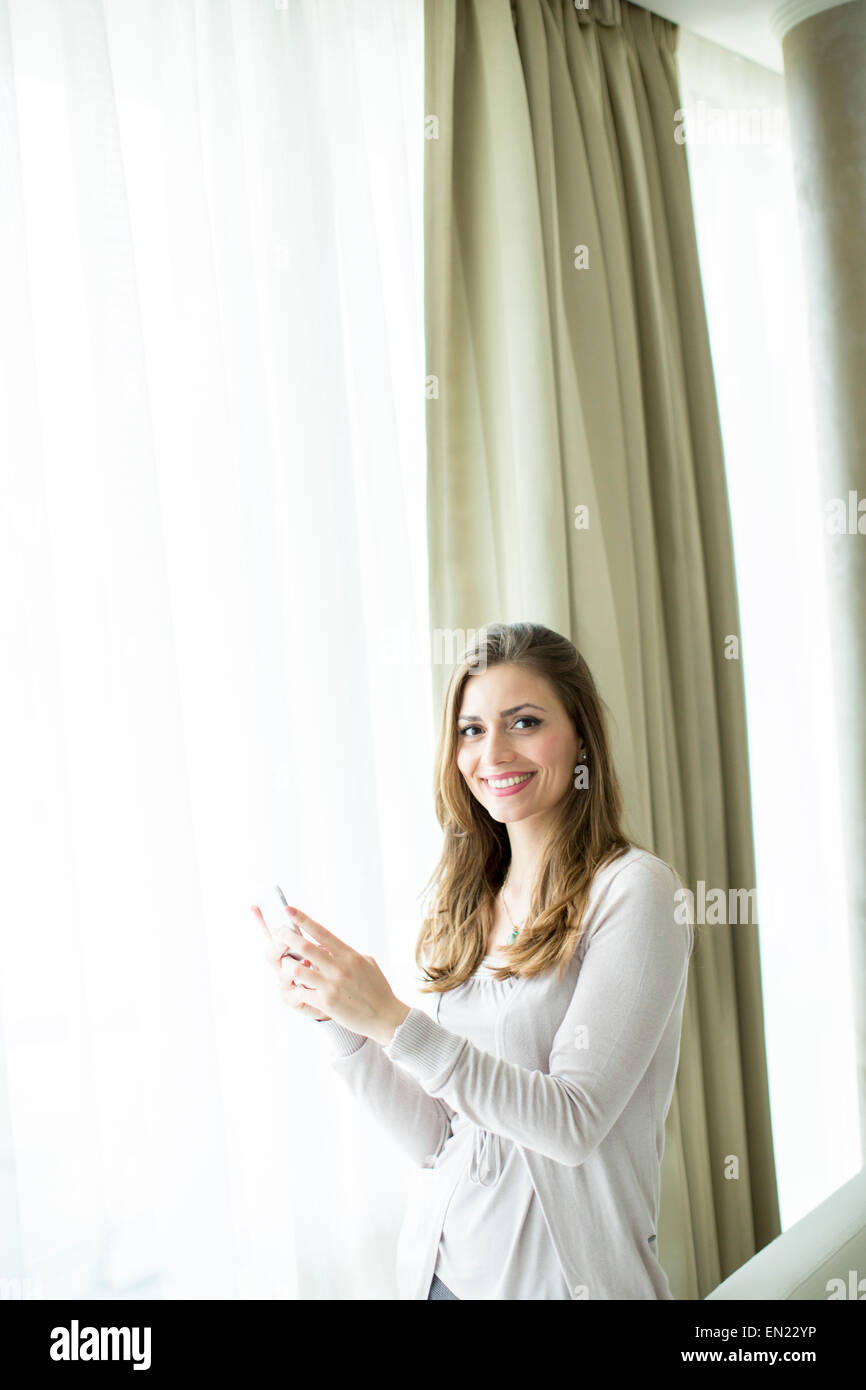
left=424, top=0, right=780, bottom=1298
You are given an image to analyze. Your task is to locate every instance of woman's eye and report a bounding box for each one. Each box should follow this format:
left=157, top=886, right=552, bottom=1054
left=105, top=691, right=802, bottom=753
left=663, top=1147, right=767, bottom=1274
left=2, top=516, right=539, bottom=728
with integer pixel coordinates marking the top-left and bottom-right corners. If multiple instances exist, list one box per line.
left=458, top=716, right=541, bottom=737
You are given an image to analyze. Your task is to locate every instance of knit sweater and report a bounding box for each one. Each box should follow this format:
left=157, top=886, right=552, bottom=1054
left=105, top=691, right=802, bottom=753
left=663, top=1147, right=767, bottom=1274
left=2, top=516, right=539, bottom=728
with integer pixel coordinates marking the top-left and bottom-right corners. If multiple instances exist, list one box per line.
left=427, top=949, right=576, bottom=1298
left=315, top=845, right=694, bottom=1299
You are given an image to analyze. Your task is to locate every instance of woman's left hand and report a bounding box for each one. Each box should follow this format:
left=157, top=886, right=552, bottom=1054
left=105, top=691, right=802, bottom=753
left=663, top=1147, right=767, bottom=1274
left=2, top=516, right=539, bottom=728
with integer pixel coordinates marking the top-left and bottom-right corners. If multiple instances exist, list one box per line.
left=277, top=904, right=411, bottom=1046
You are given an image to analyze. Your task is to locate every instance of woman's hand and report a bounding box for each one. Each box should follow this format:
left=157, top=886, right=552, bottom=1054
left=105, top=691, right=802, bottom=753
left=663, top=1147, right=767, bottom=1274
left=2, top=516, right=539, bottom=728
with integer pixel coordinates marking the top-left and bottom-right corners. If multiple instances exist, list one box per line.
left=251, top=903, right=333, bottom=1022
left=255, top=901, right=410, bottom=1046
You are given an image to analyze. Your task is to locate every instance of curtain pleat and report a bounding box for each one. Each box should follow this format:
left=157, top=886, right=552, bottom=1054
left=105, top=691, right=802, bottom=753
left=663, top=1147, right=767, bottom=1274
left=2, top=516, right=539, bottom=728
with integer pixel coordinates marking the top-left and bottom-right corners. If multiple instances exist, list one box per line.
left=424, top=0, right=780, bottom=1296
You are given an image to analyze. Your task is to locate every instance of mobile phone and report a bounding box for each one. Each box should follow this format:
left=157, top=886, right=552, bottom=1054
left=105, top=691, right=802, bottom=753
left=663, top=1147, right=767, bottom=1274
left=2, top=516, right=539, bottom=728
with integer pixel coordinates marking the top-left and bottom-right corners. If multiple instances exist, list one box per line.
left=251, top=890, right=305, bottom=962
left=254, top=887, right=323, bottom=1011
left=274, top=884, right=314, bottom=953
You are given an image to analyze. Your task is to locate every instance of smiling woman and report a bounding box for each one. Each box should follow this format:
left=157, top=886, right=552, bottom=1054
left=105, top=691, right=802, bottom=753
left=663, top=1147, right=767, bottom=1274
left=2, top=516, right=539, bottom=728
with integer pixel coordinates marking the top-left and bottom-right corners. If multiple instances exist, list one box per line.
left=420, top=621, right=640, bottom=988
left=313, top=621, right=696, bottom=1300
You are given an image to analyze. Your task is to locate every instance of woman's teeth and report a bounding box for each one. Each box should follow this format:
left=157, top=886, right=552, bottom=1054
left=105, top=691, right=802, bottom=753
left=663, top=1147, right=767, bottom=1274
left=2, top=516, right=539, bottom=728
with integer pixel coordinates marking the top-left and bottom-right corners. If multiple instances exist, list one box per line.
left=487, top=773, right=533, bottom=789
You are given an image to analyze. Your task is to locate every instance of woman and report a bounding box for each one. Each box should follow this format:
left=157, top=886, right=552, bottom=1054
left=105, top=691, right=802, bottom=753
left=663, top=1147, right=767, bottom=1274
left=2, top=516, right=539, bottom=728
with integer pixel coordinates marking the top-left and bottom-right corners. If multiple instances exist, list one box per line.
left=254, top=622, right=694, bottom=1300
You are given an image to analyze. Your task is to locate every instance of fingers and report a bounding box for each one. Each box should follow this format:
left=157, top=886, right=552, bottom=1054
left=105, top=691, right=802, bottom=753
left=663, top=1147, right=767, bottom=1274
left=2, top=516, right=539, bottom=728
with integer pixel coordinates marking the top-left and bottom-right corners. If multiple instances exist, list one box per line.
left=261, top=934, right=288, bottom=968
left=251, top=904, right=273, bottom=942
left=253, top=904, right=323, bottom=1009
left=251, top=904, right=305, bottom=962
left=269, top=944, right=311, bottom=979
left=278, top=972, right=324, bottom=1018
left=272, top=948, right=317, bottom=991
left=252, top=905, right=303, bottom=966
left=279, top=905, right=343, bottom=955
left=267, top=943, right=330, bottom=1021
left=254, top=921, right=309, bottom=980
left=279, top=975, right=304, bottom=1008
left=254, top=907, right=297, bottom=973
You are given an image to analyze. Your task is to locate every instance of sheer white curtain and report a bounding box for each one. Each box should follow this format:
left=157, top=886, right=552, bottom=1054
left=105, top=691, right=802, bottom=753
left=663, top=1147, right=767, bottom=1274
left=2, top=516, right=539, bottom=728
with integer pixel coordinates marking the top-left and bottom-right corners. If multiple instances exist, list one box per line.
left=0, top=0, right=434, bottom=1299
left=675, top=29, right=858, bottom=1228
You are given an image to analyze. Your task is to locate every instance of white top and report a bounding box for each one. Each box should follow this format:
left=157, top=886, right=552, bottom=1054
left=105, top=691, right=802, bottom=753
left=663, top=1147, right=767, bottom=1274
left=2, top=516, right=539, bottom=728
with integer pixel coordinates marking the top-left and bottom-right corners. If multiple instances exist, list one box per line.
left=431, top=952, right=573, bottom=1299
left=315, top=846, right=694, bottom=1300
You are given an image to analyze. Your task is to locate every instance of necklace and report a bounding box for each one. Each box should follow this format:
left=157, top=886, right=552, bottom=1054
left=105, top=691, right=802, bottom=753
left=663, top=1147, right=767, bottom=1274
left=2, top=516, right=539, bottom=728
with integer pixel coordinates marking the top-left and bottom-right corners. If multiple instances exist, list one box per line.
left=500, top=873, right=526, bottom=944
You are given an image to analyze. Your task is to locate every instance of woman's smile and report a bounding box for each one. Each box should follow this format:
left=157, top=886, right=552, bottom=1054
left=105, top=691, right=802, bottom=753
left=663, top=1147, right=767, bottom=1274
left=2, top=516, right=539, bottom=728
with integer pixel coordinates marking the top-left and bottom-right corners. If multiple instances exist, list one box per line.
left=482, top=771, right=537, bottom=797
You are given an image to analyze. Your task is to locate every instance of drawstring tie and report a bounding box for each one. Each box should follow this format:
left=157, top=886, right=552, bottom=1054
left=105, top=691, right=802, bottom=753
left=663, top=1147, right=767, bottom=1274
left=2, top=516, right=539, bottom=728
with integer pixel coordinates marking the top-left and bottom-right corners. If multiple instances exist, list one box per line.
left=469, top=1127, right=504, bottom=1186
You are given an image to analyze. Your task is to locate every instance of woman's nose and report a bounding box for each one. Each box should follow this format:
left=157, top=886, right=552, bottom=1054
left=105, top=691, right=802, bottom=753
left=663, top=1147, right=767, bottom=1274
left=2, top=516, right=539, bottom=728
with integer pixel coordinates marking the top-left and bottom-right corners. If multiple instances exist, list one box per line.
left=483, top=729, right=515, bottom=761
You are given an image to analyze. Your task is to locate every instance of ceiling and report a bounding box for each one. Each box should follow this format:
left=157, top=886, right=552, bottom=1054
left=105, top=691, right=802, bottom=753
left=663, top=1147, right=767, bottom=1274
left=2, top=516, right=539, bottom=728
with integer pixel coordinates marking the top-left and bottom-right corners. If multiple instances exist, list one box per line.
left=644, top=0, right=844, bottom=74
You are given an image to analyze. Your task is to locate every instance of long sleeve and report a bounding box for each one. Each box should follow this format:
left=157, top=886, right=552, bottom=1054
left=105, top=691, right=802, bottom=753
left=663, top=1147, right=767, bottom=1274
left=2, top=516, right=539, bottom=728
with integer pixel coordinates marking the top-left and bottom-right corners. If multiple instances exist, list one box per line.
left=382, top=855, right=693, bottom=1167
left=313, top=1015, right=458, bottom=1168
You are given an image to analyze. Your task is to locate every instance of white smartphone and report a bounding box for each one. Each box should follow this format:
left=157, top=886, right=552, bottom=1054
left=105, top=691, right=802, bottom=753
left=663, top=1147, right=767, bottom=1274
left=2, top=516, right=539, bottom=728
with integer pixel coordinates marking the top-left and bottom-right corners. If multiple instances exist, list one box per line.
left=252, top=884, right=306, bottom=962
left=274, top=884, right=314, bottom=956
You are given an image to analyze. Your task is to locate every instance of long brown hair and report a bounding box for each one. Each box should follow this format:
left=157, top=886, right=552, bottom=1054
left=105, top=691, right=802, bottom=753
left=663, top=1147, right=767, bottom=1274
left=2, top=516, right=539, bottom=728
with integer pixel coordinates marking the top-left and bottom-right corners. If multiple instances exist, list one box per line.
left=415, top=621, right=643, bottom=992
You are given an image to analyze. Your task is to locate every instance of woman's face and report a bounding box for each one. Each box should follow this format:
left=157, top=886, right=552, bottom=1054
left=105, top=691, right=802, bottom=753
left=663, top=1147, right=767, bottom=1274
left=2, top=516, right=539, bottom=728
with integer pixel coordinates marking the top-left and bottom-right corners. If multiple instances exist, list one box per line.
left=455, top=663, right=582, bottom=826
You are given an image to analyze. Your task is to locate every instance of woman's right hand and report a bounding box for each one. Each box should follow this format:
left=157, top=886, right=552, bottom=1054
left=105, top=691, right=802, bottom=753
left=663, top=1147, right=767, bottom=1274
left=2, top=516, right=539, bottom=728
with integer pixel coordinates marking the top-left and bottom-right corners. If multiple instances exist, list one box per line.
left=251, top=904, right=333, bottom=1023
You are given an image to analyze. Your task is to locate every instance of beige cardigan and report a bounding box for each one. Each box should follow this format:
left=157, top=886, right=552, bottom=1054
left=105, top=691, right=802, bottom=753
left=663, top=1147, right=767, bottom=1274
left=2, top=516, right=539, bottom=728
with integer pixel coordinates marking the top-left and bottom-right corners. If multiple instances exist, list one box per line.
left=316, top=846, right=694, bottom=1299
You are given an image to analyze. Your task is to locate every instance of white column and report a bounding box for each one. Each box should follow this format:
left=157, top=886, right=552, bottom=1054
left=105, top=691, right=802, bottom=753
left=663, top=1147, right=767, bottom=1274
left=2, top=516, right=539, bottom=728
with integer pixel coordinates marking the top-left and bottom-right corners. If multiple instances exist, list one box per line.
left=772, top=0, right=866, bottom=1152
